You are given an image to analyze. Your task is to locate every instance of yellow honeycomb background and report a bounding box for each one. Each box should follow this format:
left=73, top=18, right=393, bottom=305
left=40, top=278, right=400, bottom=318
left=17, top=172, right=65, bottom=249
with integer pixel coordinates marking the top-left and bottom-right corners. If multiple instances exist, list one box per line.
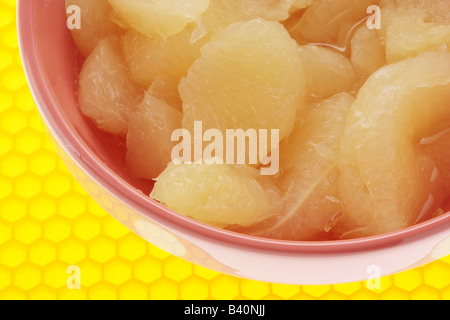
left=1, top=0, right=450, bottom=300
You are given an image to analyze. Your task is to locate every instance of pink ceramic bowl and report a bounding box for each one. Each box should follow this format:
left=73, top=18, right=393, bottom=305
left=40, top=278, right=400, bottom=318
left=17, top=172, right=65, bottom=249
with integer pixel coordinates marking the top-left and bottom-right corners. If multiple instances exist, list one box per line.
left=18, top=0, right=450, bottom=285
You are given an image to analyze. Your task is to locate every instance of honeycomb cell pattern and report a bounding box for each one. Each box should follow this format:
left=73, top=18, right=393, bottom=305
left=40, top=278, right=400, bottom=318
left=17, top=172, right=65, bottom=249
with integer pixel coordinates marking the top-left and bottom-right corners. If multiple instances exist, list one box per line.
left=0, top=1, right=449, bottom=300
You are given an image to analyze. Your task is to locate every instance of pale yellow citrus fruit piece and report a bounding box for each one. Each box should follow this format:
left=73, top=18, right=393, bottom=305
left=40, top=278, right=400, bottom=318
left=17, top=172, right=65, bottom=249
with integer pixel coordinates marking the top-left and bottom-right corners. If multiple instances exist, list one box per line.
left=337, top=50, right=450, bottom=238
left=78, top=37, right=144, bottom=137
left=288, top=0, right=378, bottom=49
left=151, top=163, right=281, bottom=227
left=65, top=0, right=119, bottom=57
left=379, top=0, right=450, bottom=63
left=421, top=117, right=450, bottom=199
left=231, top=0, right=295, bottom=21
left=298, top=45, right=356, bottom=99
left=126, top=92, right=182, bottom=180
left=108, top=0, right=210, bottom=39
left=202, top=0, right=301, bottom=36
left=180, top=19, right=305, bottom=150
left=351, top=25, right=386, bottom=79
left=121, top=27, right=200, bottom=87
left=240, top=93, right=354, bottom=241
left=147, top=75, right=183, bottom=111
left=289, top=0, right=316, bottom=13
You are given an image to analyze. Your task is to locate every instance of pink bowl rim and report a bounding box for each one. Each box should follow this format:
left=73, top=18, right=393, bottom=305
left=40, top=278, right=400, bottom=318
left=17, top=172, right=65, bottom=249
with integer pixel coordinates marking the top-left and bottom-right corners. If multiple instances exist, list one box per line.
left=17, top=0, right=450, bottom=255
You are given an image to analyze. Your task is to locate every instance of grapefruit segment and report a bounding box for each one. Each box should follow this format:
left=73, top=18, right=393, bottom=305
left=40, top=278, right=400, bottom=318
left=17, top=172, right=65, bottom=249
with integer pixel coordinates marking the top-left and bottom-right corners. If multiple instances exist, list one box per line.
left=288, top=0, right=378, bottom=49
left=202, top=0, right=301, bottom=36
left=290, top=0, right=316, bottom=12
left=421, top=117, right=450, bottom=201
left=148, top=75, right=183, bottom=111
left=121, top=28, right=201, bottom=87
left=126, top=92, right=182, bottom=180
left=234, top=0, right=296, bottom=21
left=351, top=25, right=386, bottom=79
left=180, top=19, right=305, bottom=154
left=78, top=37, right=143, bottom=137
left=150, top=163, right=281, bottom=228
left=65, top=0, right=118, bottom=57
left=298, top=45, right=356, bottom=99
left=337, top=50, right=450, bottom=238
left=108, top=0, right=210, bottom=39
left=380, top=0, right=450, bottom=63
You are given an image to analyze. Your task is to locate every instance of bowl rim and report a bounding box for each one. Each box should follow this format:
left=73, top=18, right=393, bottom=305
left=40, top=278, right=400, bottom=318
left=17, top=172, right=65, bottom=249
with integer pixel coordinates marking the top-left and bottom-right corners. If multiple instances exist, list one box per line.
left=17, top=0, right=450, bottom=255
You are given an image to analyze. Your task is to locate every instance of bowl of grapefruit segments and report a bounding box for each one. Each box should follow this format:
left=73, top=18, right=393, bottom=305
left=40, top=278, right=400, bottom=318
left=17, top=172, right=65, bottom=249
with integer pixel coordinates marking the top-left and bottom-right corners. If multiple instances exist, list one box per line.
left=18, top=0, right=450, bottom=284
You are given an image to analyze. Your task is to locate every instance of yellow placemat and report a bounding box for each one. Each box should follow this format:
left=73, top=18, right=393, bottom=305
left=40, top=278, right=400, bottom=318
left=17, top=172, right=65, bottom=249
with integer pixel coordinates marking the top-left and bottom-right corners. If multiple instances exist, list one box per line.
left=1, top=0, right=450, bottom=300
